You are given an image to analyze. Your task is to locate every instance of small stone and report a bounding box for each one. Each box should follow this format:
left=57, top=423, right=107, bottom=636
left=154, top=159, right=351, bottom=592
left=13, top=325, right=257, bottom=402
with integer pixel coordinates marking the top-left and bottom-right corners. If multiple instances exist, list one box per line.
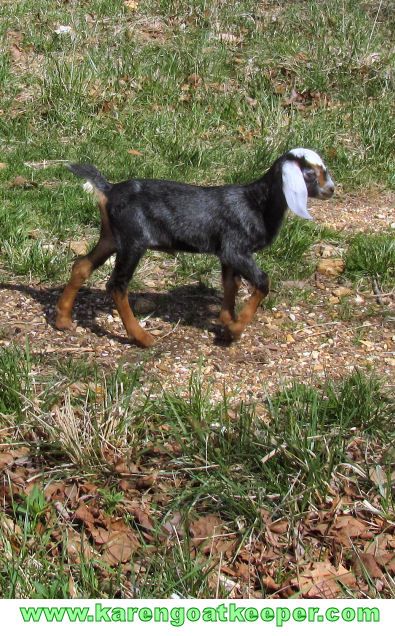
left=69, top=240, right=89, bottom=256
left=289, top=313, right=296, bottom=321
left=134, top=298, right=156, bottom=314
left=320, top=244, right=337, bottom=258
left=317, top=258, right=345, bottom=276
left=332, top=286, right=352, bottom=298
left=311, top=350, right=319, bottom=360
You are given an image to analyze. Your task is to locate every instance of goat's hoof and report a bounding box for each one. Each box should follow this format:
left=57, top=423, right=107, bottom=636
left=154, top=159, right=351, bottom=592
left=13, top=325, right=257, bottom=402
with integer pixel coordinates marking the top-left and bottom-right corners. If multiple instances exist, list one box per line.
left=219, top=309, right=235, bottom=326
left=226, top=321, right=244, bottom=340
left=132, top=331, right=155, bottom=348
left=55, top=314, right=74, bottom=330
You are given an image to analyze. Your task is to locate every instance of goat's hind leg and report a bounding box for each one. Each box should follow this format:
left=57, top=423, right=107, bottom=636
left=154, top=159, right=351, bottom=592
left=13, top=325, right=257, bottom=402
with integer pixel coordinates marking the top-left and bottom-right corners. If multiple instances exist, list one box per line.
left=56, top=237, right=115, bottom=330
left=107, top=250, right=155, bottom=348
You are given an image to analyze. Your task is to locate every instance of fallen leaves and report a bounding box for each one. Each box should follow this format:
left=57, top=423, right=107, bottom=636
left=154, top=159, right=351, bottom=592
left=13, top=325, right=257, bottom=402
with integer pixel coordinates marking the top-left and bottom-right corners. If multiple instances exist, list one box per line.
left=190, top=514, right=223, bottom=547
left=73, top=502, right=140, bottom=565
left=292, top=561, right=357, bottom=598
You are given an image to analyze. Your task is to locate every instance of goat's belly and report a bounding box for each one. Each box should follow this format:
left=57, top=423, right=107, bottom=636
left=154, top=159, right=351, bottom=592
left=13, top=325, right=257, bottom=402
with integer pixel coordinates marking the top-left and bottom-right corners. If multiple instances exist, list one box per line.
left=153, top=242, right=202, bottom=254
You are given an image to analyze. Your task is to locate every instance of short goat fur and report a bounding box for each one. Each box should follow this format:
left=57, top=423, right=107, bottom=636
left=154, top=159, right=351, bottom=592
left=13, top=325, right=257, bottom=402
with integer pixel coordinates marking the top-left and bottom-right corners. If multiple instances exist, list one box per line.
left=56, top=148, right=334, bottom=347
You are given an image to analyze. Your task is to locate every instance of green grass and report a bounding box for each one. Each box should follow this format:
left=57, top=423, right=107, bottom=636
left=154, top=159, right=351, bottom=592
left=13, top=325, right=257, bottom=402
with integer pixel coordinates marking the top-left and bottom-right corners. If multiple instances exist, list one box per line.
left=0, top=341, right=31, bottom=419
left=0, top=348, right=393, bottom=598
left=345, top=232, right=395, bottom=286
left=1, top=0, right=395, bottom=600
left=1, top=0, right=394, bottom=283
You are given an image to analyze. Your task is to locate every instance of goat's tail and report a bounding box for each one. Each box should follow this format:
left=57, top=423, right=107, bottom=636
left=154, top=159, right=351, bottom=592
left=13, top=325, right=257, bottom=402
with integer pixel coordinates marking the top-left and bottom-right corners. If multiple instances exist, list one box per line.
left=68, top=163, right=112, bottom=197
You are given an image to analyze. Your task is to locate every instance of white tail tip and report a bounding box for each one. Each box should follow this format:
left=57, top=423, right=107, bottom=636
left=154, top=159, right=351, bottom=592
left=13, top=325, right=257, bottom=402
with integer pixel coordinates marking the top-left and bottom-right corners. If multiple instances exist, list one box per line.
left=83, top=181, right=94, bottom=194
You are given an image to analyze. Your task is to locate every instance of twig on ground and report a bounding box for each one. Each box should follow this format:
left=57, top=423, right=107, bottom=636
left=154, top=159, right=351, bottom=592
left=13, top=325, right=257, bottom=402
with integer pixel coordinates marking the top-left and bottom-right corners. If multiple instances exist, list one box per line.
left=372, top=277, right=384, bottom=305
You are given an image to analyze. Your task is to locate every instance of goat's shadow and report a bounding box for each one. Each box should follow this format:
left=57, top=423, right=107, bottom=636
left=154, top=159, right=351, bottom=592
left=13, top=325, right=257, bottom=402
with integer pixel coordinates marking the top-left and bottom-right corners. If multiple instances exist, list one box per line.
left=0, top=282, right=231, bottom=345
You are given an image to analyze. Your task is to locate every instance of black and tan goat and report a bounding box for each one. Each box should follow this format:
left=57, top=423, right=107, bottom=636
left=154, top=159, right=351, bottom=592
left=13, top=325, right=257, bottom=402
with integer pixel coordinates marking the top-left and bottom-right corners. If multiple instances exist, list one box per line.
left=56, top=148, right=334, bottom=347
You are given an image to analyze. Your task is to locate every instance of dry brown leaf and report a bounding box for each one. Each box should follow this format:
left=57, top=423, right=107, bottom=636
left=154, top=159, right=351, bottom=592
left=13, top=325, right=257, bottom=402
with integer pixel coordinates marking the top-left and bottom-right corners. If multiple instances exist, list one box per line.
left=293, top=561, right=357, bottom=598
left=90, top=525, right=110, bottom=545
left=74, top=502, right=96, bottom=528
left=0, top=452, right=15, bottom=470
left=261, top=575, right=280, bottom=591
left=269, top=519, right=289, bottom=534
left=0, top=163, right=8, bottom=170
left=125, top=501, right=154, bottom=531
left=127, top=149, right=143, bottom=156
left=190, top=514, right=223, bottom=546
left=333, top=515, right=367, bottom=545
left=66, top=528, right=95, bottom=563
left=136, top=472, right=157, bottom=489
left=353, top=553, right=384, bottom=579
left=102, top=529, right=139, bottom=565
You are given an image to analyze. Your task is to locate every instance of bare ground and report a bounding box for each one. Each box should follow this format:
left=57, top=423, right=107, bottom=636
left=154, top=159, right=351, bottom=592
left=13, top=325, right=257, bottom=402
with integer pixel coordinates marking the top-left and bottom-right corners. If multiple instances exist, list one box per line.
left=1, top=193, right=394, bottom=400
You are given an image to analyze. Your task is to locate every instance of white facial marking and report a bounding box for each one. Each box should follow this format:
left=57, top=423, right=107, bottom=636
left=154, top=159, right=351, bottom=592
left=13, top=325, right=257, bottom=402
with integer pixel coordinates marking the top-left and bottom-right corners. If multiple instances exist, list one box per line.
left=289, top=148, right=325, bottom=168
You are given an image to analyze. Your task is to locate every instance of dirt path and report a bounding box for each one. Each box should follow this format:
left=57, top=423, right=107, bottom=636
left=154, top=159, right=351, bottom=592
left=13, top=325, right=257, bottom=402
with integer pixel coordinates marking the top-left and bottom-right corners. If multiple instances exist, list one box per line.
left=1, top=194, right=394, bottom=399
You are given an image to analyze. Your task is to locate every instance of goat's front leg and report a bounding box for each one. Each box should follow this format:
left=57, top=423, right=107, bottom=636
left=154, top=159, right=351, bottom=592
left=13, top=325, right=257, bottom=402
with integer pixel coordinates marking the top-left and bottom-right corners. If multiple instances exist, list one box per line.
left=219, top=264, right=241, bottom=326
left=107, top=249, right=155, bottom=348
left=221, top=254, right=269, bottom=340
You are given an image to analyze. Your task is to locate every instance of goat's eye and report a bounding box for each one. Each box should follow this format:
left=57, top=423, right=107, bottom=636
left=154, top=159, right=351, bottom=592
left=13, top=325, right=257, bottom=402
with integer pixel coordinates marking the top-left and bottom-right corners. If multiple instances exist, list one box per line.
left=303, top=168, right=316, bottom=182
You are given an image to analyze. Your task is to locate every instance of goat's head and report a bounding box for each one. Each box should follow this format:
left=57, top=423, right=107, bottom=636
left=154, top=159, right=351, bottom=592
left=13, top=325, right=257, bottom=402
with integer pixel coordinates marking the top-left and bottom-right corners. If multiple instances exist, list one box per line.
left=281, top=148, right=335, bottom=220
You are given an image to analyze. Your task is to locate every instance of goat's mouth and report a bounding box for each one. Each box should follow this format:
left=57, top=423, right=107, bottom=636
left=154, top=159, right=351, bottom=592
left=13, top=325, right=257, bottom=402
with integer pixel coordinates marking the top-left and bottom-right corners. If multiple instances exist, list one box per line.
left=316, top=182, right=335, bottom=199
left=319, top=189, right=335, bottom=200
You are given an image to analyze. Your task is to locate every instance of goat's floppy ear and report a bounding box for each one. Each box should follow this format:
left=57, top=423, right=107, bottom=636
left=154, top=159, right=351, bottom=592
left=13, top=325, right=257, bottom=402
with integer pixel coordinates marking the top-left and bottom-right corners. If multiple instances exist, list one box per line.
left=282, top=160, right=312, bottom=220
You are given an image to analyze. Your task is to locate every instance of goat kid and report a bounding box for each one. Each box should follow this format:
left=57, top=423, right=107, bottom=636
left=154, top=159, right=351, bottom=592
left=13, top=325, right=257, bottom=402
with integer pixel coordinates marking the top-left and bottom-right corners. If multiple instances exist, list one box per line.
left=56, top=148, right=334, bottom=347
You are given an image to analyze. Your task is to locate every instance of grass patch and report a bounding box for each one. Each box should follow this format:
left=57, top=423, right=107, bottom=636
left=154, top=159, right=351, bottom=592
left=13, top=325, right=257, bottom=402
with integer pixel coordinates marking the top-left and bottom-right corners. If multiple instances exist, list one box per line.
left=345, top=232, right=395, bottom=286
left=1, top=238, right=70, bottom=282
left=1, top=352, right=393, bottom=598
left=0, top=342, right=31, bottom=420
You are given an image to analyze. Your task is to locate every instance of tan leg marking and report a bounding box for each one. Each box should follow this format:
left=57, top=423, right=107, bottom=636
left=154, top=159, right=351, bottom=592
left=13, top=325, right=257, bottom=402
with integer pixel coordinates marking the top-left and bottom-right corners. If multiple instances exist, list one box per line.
left=56, top=195, right=115, bottom=330
left=227, top=287, right=266, bottom=340
left=111, top=290, right=155, bottom=348
left=219, top=265, right=241, bottom=326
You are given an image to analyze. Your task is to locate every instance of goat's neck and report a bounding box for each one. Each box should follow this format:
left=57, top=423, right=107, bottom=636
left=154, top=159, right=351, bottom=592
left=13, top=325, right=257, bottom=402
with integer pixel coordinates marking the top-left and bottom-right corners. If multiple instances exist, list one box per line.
left=247, top=170, right=288, bottom=241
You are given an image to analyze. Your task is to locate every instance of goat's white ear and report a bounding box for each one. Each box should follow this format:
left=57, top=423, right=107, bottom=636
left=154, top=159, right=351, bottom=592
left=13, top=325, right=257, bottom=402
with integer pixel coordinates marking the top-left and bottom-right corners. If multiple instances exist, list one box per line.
left=282, top=160, right=312, bottom=220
